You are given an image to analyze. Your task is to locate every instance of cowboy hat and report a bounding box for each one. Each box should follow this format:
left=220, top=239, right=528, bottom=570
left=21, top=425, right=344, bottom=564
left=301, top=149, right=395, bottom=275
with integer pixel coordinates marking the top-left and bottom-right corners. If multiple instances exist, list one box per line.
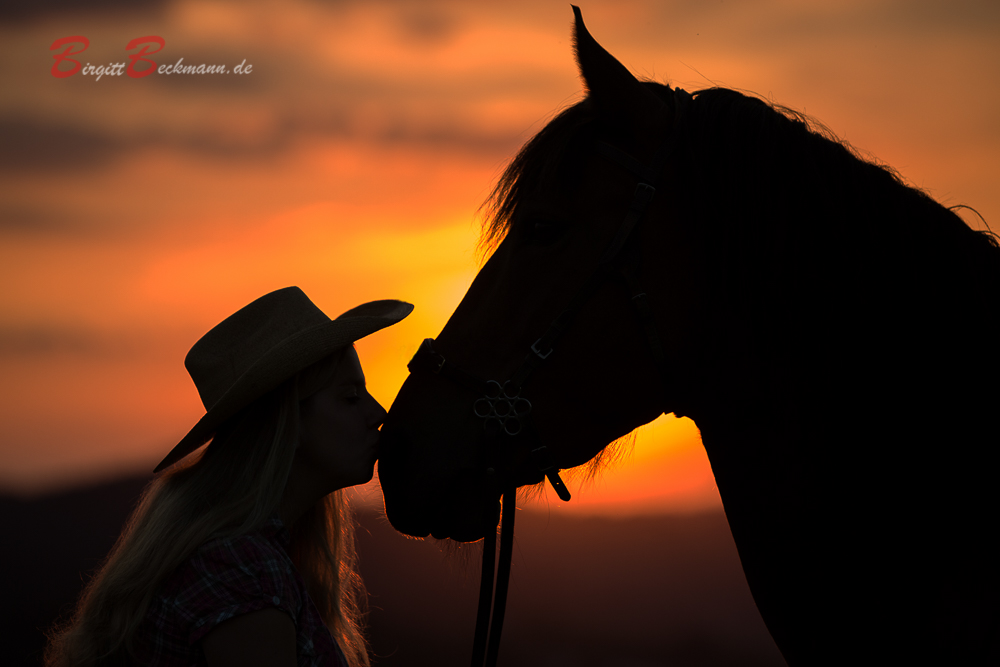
left=154, top=286, right=413, bottom=473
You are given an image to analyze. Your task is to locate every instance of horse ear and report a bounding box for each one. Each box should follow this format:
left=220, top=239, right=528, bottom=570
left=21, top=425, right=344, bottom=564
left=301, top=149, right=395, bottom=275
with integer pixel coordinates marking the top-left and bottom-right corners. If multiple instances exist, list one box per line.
left=572, top=5, right=667, bottom=133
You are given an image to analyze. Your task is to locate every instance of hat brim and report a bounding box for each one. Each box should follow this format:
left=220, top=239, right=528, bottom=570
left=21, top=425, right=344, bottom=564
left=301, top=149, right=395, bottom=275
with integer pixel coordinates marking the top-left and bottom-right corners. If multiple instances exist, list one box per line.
left=154, top=299, right=412, bottom=473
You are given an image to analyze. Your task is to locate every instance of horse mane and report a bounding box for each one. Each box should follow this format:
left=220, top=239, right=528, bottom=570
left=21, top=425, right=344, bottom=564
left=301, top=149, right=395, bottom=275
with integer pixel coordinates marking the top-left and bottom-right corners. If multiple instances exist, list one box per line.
left=674, top=87, right=1000, bottom=370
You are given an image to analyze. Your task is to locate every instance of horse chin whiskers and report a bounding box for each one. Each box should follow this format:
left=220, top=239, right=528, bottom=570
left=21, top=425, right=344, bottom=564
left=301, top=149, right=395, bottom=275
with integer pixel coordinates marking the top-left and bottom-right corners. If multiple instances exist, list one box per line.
left=403, top=531, right=510, bottom=585
left=516, top=480, right=548, bottom=503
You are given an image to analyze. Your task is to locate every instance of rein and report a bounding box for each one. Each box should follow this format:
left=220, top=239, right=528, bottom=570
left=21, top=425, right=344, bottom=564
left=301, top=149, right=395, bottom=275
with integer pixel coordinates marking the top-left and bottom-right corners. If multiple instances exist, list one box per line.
left=406, top=88, right=692, bottom=667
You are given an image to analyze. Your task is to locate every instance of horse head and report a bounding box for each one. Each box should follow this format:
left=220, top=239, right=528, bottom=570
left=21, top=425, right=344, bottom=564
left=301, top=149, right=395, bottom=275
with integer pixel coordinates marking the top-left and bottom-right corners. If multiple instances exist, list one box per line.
left=378, top=8, right=713, bottom=541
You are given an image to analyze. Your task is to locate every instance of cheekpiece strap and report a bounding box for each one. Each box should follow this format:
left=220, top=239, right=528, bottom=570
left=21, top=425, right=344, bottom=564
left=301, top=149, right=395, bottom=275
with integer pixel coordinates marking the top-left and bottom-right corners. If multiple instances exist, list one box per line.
left=595, top=88, right=692, bottom=266
left=409, top=338, right=489, bottom=395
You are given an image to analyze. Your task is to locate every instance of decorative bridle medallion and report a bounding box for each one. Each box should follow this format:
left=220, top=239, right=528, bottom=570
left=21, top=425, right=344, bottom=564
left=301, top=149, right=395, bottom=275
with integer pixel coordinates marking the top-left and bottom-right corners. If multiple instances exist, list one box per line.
left=473, top=380, right=532, bottom=435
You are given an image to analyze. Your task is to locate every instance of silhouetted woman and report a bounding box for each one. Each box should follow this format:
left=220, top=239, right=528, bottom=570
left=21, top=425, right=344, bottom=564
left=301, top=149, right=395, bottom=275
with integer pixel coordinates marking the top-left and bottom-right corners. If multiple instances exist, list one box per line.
left=45, top=287, right=412, bottom=667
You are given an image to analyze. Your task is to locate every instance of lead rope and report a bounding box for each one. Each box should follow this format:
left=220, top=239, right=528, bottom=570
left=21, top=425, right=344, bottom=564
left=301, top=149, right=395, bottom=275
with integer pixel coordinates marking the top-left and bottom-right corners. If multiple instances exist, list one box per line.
left=471, top=486, right=516, bottom=667
left=486, top=487, right=517, bottom=666
left=470, top=496, right=497, bottom=666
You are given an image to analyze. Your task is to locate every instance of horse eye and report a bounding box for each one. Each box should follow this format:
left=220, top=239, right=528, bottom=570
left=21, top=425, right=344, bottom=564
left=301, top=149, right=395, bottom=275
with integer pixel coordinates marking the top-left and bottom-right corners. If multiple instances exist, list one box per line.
left=529, top=220, right=564, bottom=244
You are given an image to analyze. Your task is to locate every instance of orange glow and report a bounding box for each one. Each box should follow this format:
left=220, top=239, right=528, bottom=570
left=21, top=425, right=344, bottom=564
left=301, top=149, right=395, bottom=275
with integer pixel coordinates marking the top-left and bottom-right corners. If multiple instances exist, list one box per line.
left=1, top=1, right=997, bottom=514
left=520, top=415, right=721, bottom=515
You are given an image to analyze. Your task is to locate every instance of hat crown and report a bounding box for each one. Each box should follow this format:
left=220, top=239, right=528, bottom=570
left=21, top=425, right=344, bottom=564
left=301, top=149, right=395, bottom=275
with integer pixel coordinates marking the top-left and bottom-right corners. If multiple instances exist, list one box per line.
left=185, top=287, right=329, bottom=410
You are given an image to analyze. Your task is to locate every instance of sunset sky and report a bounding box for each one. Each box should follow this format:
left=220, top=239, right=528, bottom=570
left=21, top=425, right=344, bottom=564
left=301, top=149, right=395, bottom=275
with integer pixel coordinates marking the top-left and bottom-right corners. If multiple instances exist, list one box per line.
left=1, top=0, right=997, bottom=514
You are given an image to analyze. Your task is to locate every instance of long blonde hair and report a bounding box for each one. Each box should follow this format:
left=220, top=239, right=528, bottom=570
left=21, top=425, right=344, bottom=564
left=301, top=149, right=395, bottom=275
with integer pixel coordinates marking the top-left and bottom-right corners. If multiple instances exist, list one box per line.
left=44, top=351, right=369, bottom=667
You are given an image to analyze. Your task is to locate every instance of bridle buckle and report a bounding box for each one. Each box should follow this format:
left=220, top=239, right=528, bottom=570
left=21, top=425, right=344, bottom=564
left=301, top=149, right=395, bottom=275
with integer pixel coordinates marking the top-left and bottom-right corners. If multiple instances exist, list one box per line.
left=531, top=338, right=553, bottom=360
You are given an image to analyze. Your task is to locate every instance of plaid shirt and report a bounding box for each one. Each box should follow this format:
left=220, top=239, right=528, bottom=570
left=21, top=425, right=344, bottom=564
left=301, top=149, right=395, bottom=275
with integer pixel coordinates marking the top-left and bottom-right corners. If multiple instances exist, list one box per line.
left=135, top=515, right=347, bottom=666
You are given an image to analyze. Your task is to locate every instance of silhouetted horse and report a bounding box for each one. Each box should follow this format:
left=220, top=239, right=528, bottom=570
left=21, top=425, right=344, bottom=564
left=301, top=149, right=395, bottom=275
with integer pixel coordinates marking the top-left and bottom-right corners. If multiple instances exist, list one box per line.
left=379, top=8, right=998, bottom=664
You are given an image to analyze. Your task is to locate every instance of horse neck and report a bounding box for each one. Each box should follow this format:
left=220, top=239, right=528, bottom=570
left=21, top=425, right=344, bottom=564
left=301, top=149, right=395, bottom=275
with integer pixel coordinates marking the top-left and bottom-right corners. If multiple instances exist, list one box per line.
left=677, top=180, right=999, bottom=494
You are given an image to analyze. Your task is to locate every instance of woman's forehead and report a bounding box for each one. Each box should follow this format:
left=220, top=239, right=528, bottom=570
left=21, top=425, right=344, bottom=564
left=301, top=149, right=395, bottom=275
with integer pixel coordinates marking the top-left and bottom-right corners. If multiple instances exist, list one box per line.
left=335, top=346, right=365, bottom=384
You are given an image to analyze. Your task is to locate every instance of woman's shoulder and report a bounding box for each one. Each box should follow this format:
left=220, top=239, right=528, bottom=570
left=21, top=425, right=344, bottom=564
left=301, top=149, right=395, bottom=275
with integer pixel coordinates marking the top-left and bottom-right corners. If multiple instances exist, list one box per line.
left=152, top=517, right=306, bottom=639
left=136, top=516, right=314, bottom=663
left=189, top=516, right=294, bottom=581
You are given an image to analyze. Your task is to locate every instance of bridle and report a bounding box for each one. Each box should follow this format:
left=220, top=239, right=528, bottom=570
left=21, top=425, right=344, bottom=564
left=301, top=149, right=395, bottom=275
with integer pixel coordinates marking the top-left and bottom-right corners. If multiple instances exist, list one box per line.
left=406, top=88, right=692, bottom=667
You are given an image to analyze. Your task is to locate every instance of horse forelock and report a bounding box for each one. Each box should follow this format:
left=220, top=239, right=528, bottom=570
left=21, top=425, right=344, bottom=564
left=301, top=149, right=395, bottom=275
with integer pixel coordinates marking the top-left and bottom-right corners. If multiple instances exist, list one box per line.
left=477, top=99, right=597, bottom=258
left=477, top=81, right=679, bottom=258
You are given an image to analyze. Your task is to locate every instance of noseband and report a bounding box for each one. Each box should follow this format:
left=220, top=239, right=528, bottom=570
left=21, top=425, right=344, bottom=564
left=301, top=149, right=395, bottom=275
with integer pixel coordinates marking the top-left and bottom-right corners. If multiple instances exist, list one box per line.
left=406, top=88, right=692, bottom=667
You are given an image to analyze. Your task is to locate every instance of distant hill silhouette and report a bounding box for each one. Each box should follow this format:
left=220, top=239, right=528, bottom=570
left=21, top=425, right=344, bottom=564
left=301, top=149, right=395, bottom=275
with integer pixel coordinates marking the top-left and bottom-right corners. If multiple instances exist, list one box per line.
left=0, top=477, right=785, bottom=667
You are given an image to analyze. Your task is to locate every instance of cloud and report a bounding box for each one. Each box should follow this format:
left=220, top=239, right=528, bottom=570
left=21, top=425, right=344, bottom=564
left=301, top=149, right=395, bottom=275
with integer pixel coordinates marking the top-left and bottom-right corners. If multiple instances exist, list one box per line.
left=0, top=0, right=169, bottom=23
left=0, top=203, right=100, bottom=236
left=0, top=118, right=126, bottom=172
left=394, top=6, right=460, bottom=46
left=1, top=0, right=573, bottom=174
left=0, top=326, right=138, bottom=358
left=0, top=110, right=525, bottom=175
